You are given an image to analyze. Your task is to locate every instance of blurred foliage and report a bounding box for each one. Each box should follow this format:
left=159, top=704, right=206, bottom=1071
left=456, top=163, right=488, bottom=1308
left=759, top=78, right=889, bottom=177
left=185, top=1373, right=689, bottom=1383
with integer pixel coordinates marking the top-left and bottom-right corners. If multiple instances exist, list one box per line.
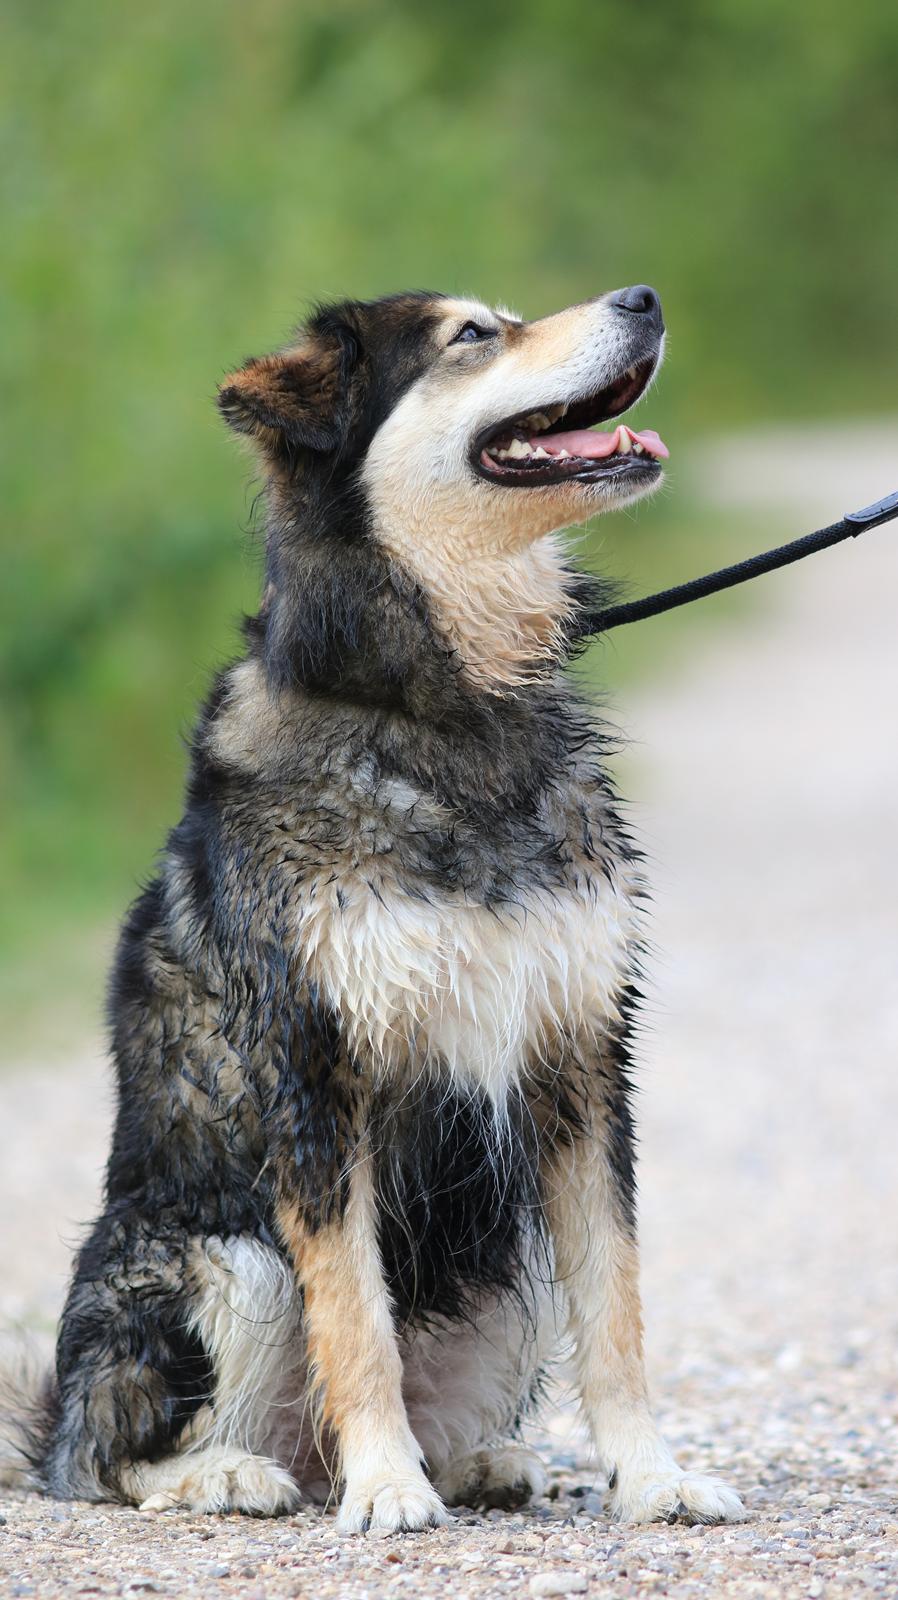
left=2, top=0, right=896, bottom=1050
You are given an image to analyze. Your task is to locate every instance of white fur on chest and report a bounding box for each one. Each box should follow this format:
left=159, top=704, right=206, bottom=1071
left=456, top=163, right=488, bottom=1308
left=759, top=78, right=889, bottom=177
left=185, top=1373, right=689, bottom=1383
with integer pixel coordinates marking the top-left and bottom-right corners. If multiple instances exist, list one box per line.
left=296, top=840, right=637, bottom=1104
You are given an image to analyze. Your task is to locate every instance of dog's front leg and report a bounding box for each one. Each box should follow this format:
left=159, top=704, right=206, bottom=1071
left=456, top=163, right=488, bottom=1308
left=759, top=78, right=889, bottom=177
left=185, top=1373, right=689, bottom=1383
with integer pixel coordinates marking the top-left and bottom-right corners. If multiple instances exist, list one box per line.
left=277, top=1146, right=446, bottom=1533
left=543, top=1078, right=743, bottom=1525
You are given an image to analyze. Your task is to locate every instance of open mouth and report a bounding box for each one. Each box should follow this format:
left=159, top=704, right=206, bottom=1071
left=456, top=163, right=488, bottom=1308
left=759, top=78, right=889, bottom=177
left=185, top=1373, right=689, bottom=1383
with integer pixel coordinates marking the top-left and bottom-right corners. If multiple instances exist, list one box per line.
left=472, top=356, right=668, bottom=488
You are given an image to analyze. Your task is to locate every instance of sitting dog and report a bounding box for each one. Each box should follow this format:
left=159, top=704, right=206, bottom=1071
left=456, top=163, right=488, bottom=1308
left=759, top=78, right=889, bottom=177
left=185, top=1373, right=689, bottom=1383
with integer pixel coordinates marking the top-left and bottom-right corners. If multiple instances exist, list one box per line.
left=8, top=286, right=743, bottom=1531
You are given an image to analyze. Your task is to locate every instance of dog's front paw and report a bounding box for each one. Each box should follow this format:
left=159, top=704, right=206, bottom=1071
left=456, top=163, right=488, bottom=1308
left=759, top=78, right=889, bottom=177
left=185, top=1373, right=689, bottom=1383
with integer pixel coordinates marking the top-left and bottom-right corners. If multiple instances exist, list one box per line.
left=436, top=1444, right=547, bottom=1510
left=337, top=1472, right=448, bottom=1534
left=609, top=1469, right=744, bottom=1526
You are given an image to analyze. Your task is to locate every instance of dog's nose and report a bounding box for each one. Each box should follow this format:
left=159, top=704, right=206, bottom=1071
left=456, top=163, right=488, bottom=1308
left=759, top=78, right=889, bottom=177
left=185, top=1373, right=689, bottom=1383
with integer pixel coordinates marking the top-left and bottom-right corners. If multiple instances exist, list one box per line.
left=610, top=284, right=664, bottom=329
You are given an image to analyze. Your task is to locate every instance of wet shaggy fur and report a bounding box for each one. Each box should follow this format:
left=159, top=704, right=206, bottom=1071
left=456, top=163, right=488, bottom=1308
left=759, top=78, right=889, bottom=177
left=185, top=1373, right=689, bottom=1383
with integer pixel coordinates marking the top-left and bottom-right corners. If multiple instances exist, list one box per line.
left=3, top=290, right=743, bottom=1530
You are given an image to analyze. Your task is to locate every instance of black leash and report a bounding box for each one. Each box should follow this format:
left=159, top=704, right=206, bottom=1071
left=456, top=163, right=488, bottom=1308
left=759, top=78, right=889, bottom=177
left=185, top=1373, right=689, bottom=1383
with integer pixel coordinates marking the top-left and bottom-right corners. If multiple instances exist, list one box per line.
left=582, top=488, right=898, bottom=635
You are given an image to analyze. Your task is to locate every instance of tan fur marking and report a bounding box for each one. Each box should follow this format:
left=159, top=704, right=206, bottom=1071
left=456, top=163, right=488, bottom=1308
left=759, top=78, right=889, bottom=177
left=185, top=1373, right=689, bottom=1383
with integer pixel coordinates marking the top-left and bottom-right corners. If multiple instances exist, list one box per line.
left=545, top=1103, right=648, bottom=1424
left=277, top=1154, right=445, bottom=1530
left=545, top=1104, right=743, bottom=1523
left=277, top=1156, right=403, bottom=1440
left=394, top=531, right=575, bottom=691
left=206, top=657, right=286, bottom=773
left=218, top=340, right=342, bottom=447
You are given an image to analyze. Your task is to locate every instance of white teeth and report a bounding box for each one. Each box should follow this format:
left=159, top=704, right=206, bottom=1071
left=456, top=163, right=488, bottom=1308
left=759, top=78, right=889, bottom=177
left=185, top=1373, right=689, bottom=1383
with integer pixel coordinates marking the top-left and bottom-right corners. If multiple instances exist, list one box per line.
left=626, top=365, right=637, bottom=380
left=486, top=423, right=572, bottom=467
left=632, top=441, right=644, bottom=455
left=617, top=428, right=632, bottom=454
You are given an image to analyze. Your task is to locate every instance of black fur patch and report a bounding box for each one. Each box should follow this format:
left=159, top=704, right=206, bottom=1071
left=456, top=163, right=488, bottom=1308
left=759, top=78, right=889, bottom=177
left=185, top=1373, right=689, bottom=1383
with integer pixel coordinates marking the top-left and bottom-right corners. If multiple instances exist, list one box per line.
left=267, top=990, right=364, bottom=1233
left=372, top=1080, right=547, bottom=1327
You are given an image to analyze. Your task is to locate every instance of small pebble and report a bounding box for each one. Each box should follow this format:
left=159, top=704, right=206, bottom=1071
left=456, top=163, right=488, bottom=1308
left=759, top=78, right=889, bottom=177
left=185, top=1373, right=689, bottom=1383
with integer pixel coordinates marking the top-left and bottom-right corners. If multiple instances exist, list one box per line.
left=530, top=1574, right=589, bottom=1596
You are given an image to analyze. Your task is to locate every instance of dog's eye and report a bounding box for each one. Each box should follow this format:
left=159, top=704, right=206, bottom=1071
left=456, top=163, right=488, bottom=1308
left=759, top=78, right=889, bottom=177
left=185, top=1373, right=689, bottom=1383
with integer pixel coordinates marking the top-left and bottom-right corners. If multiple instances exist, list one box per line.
left=450, top=321, right=496, bottom=345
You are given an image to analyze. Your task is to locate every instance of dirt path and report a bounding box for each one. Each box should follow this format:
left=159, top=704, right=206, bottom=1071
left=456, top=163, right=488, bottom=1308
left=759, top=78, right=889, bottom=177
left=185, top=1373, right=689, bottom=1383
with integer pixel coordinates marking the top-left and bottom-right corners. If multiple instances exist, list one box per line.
left=2, top=432, right=897, bottom=1596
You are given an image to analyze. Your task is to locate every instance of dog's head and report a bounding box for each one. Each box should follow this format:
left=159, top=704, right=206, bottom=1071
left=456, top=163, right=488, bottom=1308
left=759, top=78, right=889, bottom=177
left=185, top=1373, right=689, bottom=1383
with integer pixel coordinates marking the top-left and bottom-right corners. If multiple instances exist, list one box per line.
left=219, top=289, right=666, bottom=691
left=219, top=288, right=665, bottom=523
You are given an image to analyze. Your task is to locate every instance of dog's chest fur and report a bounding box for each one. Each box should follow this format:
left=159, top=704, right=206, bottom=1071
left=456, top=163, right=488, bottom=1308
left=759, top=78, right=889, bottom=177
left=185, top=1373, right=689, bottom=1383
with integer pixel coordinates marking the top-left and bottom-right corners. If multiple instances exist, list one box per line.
left=204, top=662, right=641, bottom=1104
left=285, top=760, right=639, bottom=1103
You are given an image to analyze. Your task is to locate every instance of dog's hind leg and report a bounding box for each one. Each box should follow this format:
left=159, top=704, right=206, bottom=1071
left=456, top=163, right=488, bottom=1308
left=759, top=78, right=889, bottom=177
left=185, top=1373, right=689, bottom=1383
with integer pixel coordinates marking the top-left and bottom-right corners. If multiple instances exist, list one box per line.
left=543, top=1061, right=744, bottom=1526
left=277, top=1147, right=447, bottom=1534
left=125, top=1234, right=310, bottom=1514
left=402, top=1281, right=557, bottom=1510
left=42, top=1220, right=302, bottom=1515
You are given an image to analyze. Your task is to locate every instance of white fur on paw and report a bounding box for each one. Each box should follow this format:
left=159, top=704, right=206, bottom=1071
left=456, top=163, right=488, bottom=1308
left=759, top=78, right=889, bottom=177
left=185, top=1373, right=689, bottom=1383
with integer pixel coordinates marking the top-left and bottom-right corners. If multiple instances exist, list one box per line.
left=437, top=1444, right=547, bottom=1510
left=609, top=1469, right=744, bottom=1526
left=337, top=1473, right=448, bottom=1534
left=138, top=1452, right=300, bottom=1516
left=138, top=1492, right=179, bottom=1513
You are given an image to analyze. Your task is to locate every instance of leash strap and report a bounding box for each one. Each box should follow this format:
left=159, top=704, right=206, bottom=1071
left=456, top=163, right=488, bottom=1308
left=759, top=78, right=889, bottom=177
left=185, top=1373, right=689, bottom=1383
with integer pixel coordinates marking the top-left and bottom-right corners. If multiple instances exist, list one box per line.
left=581, top=488, right=898, bottom=635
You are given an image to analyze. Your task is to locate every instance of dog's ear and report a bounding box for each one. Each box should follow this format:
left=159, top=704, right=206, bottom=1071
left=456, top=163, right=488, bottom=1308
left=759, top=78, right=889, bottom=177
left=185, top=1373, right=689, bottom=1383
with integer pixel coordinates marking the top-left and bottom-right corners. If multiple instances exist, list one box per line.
left=217, top=327, right=357, bottom=455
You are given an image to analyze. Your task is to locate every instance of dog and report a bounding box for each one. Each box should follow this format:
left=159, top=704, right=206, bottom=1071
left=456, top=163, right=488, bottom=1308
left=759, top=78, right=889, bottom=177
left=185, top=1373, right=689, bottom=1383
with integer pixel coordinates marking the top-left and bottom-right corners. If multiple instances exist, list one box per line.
left=3, top=286, right=743, bottom=1532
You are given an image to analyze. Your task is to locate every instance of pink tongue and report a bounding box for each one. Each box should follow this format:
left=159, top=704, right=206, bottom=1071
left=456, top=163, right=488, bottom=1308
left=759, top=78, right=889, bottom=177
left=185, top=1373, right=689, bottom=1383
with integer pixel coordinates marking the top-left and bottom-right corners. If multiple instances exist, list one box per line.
left=530, top=424, right=669, bottom=460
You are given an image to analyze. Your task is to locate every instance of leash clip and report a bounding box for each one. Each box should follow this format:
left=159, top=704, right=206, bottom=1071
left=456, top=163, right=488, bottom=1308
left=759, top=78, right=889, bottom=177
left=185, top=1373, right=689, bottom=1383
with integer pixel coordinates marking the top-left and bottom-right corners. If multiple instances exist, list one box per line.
left=844, top=489, right=898, bottom=527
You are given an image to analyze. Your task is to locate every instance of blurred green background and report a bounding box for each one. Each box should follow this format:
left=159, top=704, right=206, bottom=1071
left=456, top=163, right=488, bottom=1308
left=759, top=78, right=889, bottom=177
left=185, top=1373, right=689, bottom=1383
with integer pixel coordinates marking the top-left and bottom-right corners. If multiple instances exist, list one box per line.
left=3, top=0, right=897, bottom=1056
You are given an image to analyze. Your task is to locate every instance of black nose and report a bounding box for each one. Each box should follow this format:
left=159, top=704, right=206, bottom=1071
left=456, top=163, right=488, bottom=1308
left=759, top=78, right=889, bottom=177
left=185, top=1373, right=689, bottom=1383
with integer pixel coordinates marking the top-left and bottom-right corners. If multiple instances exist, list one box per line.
left=610, top=284, right=664, bottom=328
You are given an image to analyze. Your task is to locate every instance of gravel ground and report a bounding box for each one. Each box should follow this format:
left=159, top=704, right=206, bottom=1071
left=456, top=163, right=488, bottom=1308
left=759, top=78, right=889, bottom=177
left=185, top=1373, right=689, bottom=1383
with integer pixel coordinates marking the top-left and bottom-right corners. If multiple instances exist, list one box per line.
left=2, top=436, right=897, bottom=1596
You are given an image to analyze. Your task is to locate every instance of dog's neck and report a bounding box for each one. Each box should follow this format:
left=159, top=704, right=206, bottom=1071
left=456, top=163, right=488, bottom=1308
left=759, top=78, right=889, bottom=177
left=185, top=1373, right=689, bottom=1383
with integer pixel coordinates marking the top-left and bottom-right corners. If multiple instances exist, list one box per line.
left=256, top=470, right=586, bottom=710
left=368, top=502, right=576, bottom=693
left=424, top=536, right=575, bottom=692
